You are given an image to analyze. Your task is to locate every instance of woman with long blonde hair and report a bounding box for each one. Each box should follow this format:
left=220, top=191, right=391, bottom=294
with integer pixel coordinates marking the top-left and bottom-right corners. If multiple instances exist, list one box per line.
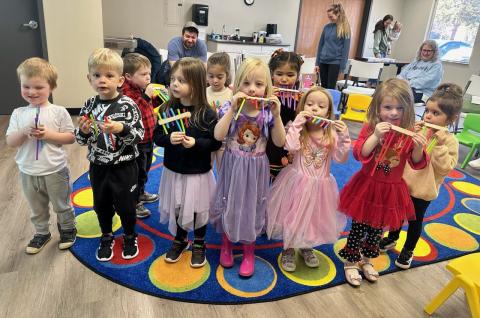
left=314, top=3, right=351, bottom=89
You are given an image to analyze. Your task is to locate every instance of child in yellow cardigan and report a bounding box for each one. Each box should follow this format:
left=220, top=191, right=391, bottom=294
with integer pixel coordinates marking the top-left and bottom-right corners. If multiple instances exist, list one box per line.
left=379, top=83, right=463, bottom=269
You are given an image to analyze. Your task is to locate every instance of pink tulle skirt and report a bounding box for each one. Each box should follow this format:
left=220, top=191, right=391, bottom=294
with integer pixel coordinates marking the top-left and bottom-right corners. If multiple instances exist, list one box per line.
left=266, top=167, right=346, bottom=249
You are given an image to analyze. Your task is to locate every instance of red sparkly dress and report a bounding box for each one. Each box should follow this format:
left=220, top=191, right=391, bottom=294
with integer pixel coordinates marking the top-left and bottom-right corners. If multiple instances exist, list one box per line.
left=338, top=124, right=428, bottom=230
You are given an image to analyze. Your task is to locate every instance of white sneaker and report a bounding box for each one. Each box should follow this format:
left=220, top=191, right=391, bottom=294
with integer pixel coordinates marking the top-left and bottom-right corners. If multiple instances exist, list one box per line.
left=468, top=158, right=480, bottom=169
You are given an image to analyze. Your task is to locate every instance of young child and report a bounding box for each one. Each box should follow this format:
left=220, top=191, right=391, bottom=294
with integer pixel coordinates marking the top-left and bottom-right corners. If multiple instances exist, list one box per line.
left=267, top=87, right=351, bottom=272
left=379, top=83, right=462, bottom=269
left=6, top=57, right=77, bottom=254
left=121, top=53, right=160, bottom=219
left=154, top=57, right=222, bottom=268
left=76, top=48, right=144, bottom=262
left=337, top=78, right=428, bottom=287
left=206, top=52, right=233, bottom=109
left=211, top=58, right=286, bottom=277
left=206, top=52, right=233, bottom=167
left=267, top=49, right=304, bottom=179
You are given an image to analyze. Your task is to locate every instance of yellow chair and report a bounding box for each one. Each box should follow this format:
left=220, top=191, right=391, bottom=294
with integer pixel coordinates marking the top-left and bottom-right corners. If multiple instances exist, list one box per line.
left=424, top=253, right=480, bottom=318
left=340, top=94, right=372, bottom=123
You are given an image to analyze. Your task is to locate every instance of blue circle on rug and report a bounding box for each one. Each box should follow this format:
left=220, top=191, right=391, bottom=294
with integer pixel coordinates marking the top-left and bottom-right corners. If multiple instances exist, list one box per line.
left=462, top=198, right=480, bottom=215
left=216, top=255, right=277, bottom=297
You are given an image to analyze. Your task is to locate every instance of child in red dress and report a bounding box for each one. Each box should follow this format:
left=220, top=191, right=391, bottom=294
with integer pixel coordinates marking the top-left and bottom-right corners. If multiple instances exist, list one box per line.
left=338, top=78, right=428, bottom=287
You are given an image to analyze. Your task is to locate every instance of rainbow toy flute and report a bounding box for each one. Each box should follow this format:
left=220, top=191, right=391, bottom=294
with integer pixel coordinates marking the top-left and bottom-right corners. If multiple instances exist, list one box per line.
left=310, top=116, right=334, bottom=128
left=158, top=111, right=191, bottom=133
left=421, top=123, right=447, bottom=154
left=274, top=86, right=302, bottom=110
left=234, top=96, right=272, bottom=120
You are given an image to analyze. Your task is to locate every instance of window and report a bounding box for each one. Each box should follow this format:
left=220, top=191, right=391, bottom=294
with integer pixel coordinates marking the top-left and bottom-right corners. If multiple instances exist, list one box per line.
left=428, top=0, right=480, bottom=64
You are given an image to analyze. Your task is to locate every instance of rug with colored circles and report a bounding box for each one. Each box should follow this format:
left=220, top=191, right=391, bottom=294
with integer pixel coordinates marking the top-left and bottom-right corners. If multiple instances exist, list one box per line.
left=70, top=147, right=480, bottom=304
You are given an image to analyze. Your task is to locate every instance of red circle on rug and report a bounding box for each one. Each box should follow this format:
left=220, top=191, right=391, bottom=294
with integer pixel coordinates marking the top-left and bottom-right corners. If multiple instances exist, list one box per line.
left=110, top=234, right=154, bottom=265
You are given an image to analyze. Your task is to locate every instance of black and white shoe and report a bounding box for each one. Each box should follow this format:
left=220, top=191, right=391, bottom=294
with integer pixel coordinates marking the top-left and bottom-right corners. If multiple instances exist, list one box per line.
left=26, top=233, right=52, bottom=254
left=379, top=237, right=397, bottom=252
left=395, top=249, right=414, bottom=269
left=139, top=192, right=159, bottom=204
left=190, top=243, right=207, bottom=268
left=96, top=235, right=115, bottom=262
left=165, top=240, right=190, bottom=263
left=122, top=233, right=139, bottom=259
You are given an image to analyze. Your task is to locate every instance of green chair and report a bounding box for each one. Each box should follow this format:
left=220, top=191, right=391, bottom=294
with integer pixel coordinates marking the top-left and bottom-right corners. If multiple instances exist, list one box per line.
left=456, top=113, right=480, bottom=169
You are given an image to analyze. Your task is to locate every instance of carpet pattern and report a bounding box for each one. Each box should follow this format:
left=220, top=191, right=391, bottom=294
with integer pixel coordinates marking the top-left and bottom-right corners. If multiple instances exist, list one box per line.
left=70, top=147, right=480, bottom=304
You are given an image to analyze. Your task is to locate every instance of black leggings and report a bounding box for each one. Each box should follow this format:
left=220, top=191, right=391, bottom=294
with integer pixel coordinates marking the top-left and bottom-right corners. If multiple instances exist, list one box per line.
left=338, top=221, right=383, bottom=263
left=387, top=196, right=431, bottom=252
left=174, top=214, right=207, bottom=241
left=319, top=63, right=341, bottom=89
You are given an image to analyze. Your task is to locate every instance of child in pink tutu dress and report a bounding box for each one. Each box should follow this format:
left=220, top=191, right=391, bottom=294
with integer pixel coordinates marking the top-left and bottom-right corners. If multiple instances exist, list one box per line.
left=267, top=86, right=350, bottom=272
left=337, top=78, right=428, bottom=287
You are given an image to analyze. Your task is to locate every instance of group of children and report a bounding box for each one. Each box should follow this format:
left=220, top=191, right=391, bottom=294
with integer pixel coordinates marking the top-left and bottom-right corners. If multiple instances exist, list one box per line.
left=7, top=47, right=463, bottom=287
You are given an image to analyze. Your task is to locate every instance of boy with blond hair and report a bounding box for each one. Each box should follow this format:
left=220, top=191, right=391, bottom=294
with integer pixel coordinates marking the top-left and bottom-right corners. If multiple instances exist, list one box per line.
left=6, top=57, right=77, bottom=254
left=76, top=48, right=144, bottom=261
left=121, top=53, right=161, bottom=218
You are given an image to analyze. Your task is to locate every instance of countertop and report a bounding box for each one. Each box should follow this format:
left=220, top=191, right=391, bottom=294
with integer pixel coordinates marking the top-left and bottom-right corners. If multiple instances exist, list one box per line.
left=207, top=38, right=290, bottom=47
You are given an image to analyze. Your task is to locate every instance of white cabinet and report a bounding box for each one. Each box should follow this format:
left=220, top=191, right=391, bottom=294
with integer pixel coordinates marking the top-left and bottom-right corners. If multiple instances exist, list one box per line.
left=207, top=40, right=290, bottom=55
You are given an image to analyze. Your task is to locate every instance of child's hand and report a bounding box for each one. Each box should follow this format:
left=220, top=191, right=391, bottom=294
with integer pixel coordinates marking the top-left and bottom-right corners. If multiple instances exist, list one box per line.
left=269, top=96, right=281, bottom=118
left=102, top=120, right=123, bottom=134
left=231, top=92, right=248, bottom=112
left=298, top=110, right=313, bottom=120
left=434, top=130, right=448, bottom=146
left=170, top=131, right=185, bottom=145
left=182, top=136, right=196, bottom=148
left=374, top=122, right=391, bottom=139
left=333, top=120, right=348, bottom=135
left=414, top=121, right=424, bottom=133
left=30, top=124, right=50, bottom=140
left=412, top=132, right=427, bottom=150
left=78, top=116, right=92, bottom=134
left=144, top=83, right=155, bottom=98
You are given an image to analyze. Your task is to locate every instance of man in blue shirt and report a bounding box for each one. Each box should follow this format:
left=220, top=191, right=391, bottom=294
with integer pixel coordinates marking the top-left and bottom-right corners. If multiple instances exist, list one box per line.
left=167, top=21, right=207, bottom=67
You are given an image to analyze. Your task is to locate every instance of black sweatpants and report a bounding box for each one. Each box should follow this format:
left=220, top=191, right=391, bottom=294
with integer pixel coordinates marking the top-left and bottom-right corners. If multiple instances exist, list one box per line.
left=136, top=141, right=154, bottom=201
left=338, top=221, right=383, bottom=263
left=319, top=63, right=341, bottom=89
left=89, top=161, right=138, bottom=235
left=387, top=196, right=431, bottom=252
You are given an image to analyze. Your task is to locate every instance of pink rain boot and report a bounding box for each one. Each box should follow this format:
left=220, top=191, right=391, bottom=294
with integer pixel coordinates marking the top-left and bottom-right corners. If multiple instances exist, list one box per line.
left=220, top=233, right=234, bottom=268
left=239, top=242, right=255, bottom=277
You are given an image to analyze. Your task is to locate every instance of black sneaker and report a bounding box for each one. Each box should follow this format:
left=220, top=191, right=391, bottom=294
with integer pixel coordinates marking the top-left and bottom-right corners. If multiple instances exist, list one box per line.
left=26, top=233, right=52, bottom=254
left=190, top=243, right=207, bottom=268
left=57, top=223, right=77, bottom=250
left=139, top=192, right=159, bottom=203
left=379, top=237, right=397, bottom=252
left=165, top=240, right=190, bottom=263
left=395, top=249, right=414, bottom=269
left=122, top=233, right=139, bottom=259
left=96, top=235, right=115, bottom=262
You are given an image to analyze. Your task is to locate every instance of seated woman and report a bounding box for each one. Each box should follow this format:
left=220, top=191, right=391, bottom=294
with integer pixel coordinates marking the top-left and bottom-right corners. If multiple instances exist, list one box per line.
left=397, top=40, right=443, bottom=103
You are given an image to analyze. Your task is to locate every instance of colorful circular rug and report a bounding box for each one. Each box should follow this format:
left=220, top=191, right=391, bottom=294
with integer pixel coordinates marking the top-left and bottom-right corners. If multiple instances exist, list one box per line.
left=70, top=147, right=480, bottom=304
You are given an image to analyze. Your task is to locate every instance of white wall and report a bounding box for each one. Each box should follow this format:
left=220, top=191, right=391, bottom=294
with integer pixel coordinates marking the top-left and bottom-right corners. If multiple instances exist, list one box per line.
left=102, top=0, right=300, bottom=50
left=42, top=0, right=104, bottom=108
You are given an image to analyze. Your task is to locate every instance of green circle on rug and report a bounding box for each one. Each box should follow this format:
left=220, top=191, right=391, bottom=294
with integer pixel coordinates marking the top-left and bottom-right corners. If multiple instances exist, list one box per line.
left=454, top=213, right=480, bottom=235
left=424, top=223, right=479, bottom=251
left=149, top=252, right=210, bottom=293
left=76, top=210, right=121, bottom=238
left=277, top=249, right=336, bottom=286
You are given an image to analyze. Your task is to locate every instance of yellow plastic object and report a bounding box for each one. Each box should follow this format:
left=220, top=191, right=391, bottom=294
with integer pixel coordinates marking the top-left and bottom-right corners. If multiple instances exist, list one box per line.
left=339, top=94, right=372, bottom=123
left=424, top=253, right=480, bottom=318
left=150, top=83, right=169, bottom=115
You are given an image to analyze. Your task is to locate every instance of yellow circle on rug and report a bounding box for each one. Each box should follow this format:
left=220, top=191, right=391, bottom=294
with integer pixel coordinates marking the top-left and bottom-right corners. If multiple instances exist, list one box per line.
left=450, top=181, right=480, bottom=197
left=216, top=255, right=277, bottom=298
left=454, top=213, right=480, bottom=235
left=76, top=210, right=121, bottom=238
left=72, top=187, right=93, bottom=208
left=333, top=238, right=391, bottom=272
left=153, top=147, right=164, bottom=157
left=424, top=223, right=479, bottom=251
left=149, top=252, right=210, bottom=293
left=277, top=249, right=336, bottom=286
left=389, top=231, right=432, bottom=258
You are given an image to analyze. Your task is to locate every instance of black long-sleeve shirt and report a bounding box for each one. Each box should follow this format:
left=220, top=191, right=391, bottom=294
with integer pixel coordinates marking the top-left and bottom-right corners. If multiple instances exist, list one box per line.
left=75, top=94, right=144, bottom=165
left=154, top=102, right=221, bottom=174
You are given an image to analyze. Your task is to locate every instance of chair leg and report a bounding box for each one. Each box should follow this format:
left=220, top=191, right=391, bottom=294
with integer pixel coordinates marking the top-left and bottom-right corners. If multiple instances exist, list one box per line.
left=424, top=278, right=461, bottom=315
left=461, top=147, right=477, bottom=169
left=462, top=279, right=480, bottom=318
